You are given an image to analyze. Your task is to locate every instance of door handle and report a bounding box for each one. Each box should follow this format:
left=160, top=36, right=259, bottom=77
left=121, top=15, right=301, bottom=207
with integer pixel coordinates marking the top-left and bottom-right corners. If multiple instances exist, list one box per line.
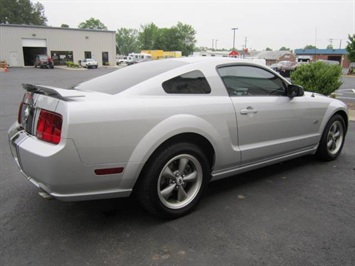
left=240, top=106, right=258, bottom=115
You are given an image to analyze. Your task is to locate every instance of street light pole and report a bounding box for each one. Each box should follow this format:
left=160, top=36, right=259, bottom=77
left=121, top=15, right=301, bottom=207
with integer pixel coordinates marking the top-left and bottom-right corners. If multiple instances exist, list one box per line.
left=231, top=27, right=238, bottom=50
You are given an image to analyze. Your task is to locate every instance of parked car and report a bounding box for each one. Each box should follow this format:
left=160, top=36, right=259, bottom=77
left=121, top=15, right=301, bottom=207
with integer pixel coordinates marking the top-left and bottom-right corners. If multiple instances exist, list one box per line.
left=8, top=57, right=348, bottom=218
left=34, top=55, right=54, bottom=69
left=270, top=60, right=297, bottom=77
left=80, top=58, right=98, bottom=69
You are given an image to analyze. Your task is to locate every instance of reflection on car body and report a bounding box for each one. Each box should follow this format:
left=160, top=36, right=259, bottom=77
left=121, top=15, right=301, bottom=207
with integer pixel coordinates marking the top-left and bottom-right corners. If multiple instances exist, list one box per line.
left=8, top=57, right=348, bottom=218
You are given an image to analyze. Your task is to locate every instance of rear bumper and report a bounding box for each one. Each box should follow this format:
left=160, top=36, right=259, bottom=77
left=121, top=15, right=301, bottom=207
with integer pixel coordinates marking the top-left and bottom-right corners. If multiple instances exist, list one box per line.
left=8, top=122, right=131, bottom=201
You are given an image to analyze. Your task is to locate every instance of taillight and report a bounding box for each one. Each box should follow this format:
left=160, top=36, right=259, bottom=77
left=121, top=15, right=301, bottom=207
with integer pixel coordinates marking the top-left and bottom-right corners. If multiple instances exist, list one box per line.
left=36, top=110, right=63, bottom=144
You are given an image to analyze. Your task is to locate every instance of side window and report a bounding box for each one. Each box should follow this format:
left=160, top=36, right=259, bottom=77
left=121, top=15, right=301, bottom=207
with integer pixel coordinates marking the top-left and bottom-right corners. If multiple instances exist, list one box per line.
left=217, top=65, right=286, bottom=96
left=162, top=70, right=211, bottom=94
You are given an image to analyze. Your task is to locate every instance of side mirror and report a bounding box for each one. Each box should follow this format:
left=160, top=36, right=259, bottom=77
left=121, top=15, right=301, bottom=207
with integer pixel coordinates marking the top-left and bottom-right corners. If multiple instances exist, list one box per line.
left=287, top=84, right=304, bottom=97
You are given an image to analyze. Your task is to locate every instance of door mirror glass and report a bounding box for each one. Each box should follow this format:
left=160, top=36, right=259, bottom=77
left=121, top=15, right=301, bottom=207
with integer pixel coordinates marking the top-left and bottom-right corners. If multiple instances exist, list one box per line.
left=287, top=84, right=304, bottom=97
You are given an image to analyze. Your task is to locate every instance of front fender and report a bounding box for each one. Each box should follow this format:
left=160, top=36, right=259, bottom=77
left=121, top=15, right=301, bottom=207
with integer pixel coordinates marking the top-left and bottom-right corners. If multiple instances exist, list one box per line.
left=317, top=100, right=348, bottom=136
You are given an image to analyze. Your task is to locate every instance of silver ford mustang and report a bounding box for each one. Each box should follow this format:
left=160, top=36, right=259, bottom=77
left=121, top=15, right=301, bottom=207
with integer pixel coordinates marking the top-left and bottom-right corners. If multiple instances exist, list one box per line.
left=8, top=57, right=348, bottom=218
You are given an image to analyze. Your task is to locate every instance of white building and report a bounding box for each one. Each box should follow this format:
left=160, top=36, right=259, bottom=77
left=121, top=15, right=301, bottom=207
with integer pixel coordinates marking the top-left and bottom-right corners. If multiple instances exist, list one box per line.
left=0, top=24, right=116, bottom=67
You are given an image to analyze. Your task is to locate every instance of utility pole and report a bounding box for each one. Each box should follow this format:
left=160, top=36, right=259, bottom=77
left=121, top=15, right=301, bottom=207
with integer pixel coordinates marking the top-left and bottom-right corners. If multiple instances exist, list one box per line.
left=231, top=27, right=238, bottom=50
left=244, top=36, right=248, bottom=49
left=329, top=38, right=342, bottom=49
left=329, top=38, right=333, bottom=47
left=212, top=39, right=214, bottom=50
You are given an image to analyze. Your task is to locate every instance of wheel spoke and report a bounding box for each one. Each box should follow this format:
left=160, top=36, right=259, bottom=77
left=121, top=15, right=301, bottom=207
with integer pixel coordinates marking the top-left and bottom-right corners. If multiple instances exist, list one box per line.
left=332, top=141, right=337, bottom=150
left=160, top=183, right=176, bottom=200
left=178, top=158, right=189, bottom=174
left=162, top=166, right=175, bottom=180
left=327, top=139, right=334, bottom=149
left=330, top=124, right=337, bottom=134
left=334, top=131, right=341, bottom=138
left=177, top=186, right=187, bottom=202
left=183, top=171, right=197, bottom=182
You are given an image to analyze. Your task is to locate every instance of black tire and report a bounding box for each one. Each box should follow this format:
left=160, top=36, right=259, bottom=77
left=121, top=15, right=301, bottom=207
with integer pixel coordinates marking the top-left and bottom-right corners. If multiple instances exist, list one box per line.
left=316, top=114, right=346, bottom=161
left=135, top=142, right=211, bottom=219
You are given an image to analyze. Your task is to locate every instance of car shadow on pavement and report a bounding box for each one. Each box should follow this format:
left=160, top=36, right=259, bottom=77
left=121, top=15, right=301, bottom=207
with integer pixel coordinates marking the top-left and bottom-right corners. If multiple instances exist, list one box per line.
left=206, top=154, right=317, bottom=198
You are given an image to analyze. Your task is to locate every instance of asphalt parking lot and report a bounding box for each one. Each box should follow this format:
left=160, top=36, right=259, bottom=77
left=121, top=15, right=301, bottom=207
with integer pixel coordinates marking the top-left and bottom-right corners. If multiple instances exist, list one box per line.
left=1, top=67, right=355, bottom=266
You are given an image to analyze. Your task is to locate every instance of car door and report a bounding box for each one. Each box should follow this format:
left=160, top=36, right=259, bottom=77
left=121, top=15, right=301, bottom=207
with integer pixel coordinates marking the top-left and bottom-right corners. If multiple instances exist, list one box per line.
left=218, top=65, right=314, bottom=165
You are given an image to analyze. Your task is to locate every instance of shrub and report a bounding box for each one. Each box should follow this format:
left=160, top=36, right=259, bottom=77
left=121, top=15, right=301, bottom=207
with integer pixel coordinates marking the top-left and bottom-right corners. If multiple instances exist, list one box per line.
left=65, top=61, right=79, bottom=68
left=290, top=61, right=343, bottom=96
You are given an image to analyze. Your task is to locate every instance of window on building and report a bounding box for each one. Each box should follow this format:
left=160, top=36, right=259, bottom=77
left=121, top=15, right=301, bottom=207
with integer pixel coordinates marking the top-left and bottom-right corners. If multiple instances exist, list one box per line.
left=84, top=51, right=92, bottom=59
left=51, top=51, right=73, bottom=65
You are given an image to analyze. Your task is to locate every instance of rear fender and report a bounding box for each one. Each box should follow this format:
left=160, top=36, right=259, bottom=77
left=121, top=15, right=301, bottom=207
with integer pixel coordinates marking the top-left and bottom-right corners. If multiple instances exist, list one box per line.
left=119, top=114, right=222, bottom=189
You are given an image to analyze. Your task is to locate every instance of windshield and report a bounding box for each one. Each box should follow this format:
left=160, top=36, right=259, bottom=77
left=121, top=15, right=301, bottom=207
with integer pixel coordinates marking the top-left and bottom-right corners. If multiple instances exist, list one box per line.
left=73, top=60, right=188, bottom=94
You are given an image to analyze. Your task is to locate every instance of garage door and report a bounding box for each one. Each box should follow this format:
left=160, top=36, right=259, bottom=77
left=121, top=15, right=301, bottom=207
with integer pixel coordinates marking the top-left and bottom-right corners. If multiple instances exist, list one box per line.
left=22, top=39, right=48, bottom=66
left=22, top=38, right=47, bottom=47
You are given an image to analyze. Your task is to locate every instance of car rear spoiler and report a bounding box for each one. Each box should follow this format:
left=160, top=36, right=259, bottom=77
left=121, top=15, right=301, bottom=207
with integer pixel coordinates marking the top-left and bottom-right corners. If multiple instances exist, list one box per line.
left=22, top=84, right=85, bottom=101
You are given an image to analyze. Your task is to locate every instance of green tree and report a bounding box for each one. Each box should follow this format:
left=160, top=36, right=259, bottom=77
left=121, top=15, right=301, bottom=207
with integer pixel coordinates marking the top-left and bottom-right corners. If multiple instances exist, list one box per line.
left=290, top=61, right=342, bottom=95
left=139, top=23, right=160, bottom=50
left=116, top=28, right=140, bottom=55
left=304, top=45, right=317, bottom=49
left=346, top=34, right=355, bottom=62
left=170, top=22, right=196, bottom=56
left=279, top=46, right=290, bottom=51
left=326, top=44, right=334, bottom=49
left=0, top=0, right=47, bottom=25
left=61, top=24, right=69, bottom=28
left=265, top=47, right=273, bottom=51
left=78, top=17, right=107, bottom=30
left=154, top=27, right=171, bottom=50
left=138, top=22, right=196, bottom=55
left=31, top=2, right=46, bottom=25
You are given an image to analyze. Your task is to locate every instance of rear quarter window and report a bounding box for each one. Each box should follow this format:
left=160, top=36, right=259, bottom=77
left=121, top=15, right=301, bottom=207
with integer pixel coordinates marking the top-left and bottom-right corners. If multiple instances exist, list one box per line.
left=162, top=70, right=211, bottom=94
left=73, top=60, right=188, bottom=94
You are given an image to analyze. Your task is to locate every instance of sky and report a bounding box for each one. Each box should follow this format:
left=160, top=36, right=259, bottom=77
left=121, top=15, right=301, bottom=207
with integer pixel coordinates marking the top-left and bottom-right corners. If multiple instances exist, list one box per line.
left=36, top=0, right=355, bottom=51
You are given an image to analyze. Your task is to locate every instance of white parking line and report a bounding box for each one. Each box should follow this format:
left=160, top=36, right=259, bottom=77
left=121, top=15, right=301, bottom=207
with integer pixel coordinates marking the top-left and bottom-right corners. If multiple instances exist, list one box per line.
left=335, top=89, right=355, bottom=93
left=336, top=96, right=355, bottom=100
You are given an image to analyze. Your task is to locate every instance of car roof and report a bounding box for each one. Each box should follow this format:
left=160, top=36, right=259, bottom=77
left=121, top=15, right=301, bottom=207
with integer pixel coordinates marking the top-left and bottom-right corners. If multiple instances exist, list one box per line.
left=170, top=56, right=265, bottom=66
left=74, top=57, right=267, bottom=95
